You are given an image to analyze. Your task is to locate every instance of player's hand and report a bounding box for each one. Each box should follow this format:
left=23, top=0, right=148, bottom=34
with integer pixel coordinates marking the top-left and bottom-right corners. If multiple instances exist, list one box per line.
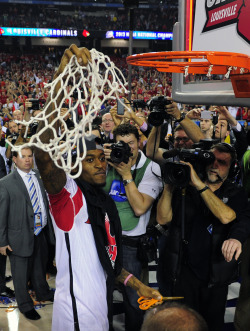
left=137, top=283, right=162, bottom=301
left=55, top=44, right=91, bottom=77
left=222, top=238, right=242, bottom=262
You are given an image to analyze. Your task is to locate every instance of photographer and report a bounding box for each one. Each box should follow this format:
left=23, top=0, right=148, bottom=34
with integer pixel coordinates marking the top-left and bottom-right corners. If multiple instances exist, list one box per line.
left=103, top=123, right=162, bottom=331
left=5, top=120, right=20, bottom=160
left=146, top=99, right=204, bottom=164
left=156, top=143, right=250, bottom=330
left=213, top=106, right=248, bottom=161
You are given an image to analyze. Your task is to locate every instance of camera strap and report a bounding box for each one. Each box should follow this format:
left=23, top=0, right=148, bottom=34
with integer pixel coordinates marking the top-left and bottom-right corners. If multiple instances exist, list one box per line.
left=131, top=152, right=141, bottom=181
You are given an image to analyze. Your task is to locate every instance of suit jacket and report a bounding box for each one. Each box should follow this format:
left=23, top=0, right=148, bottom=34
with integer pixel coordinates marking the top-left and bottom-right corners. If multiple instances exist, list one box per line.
left=0, top=154, right=6, bottom=179
left=0, top=168, right=54, bottom=257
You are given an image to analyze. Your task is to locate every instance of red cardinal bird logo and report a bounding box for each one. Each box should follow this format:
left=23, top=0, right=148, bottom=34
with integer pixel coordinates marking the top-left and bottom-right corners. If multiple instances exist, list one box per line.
left=202, top=0, right=250, bottom=44
left=0, top=28, right=5, bottom=35
left=237, top=1, right=250, bottom=43
left=82, top=30, right=90, bottom=37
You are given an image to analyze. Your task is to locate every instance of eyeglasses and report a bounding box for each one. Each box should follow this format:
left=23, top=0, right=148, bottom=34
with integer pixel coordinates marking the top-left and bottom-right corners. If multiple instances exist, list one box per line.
left=174, top=137, right=190, bottom=142
left=102, top=119, right=114, bottom=123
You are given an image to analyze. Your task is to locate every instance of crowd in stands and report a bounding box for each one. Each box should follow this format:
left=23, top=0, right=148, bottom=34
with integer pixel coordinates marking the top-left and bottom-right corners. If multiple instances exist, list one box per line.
left=1, top=44, right=250, bottom=330
left=0, top=3, right=178, bottom=32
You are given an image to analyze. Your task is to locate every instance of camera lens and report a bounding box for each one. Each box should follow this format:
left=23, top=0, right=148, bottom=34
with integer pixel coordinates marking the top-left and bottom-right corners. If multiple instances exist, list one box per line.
left=163, top=162, right=191, bottom=188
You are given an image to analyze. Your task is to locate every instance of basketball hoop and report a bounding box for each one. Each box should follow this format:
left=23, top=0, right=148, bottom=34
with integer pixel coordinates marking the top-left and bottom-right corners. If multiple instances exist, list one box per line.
left=126, top=51, right=250, bottom=77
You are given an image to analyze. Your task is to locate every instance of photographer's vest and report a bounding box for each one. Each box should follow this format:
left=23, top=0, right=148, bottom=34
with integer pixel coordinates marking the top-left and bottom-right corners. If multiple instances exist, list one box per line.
left=103, top=157, right=151, bottom=231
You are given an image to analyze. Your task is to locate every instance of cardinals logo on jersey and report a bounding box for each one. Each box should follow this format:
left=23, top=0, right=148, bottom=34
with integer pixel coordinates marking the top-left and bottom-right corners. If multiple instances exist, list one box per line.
left=104, top=213, right=117, bottom=268
left=202, top=0, right=250, bottom=44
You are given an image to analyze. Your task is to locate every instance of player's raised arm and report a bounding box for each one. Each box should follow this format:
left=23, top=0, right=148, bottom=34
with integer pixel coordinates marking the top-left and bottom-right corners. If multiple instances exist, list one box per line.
left=34, top=44, right=91, bottom=194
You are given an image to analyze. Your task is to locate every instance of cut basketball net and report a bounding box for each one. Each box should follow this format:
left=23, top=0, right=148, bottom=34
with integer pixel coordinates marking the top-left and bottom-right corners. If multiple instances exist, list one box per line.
left=7, top=49, right=129, bottom=178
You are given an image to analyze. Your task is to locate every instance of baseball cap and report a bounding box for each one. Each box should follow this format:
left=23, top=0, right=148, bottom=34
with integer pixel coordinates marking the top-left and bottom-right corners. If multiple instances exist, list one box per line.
left=79, top=134, right=103, bottom=154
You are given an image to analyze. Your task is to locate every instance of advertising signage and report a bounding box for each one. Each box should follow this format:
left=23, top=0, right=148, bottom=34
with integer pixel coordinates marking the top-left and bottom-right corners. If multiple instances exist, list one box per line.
left=106, top=30, right=173, bottom=40
left=0, top=27, right=78, bottom=37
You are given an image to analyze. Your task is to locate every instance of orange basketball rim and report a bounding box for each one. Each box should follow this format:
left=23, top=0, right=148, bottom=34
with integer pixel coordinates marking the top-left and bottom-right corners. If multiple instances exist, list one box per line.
left=126, top=51, right=250, bottom=76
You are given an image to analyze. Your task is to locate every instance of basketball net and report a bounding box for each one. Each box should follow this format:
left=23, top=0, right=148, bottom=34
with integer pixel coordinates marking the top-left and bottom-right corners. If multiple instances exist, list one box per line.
left=7, top=49, right=129, bottom=178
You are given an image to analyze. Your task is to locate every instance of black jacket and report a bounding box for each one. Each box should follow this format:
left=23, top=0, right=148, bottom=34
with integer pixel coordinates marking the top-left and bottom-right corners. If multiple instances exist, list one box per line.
left=158, top=180, right=250, bottom=295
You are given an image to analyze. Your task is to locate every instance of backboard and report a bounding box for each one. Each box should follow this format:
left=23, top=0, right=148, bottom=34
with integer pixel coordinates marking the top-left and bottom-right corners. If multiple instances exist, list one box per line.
left=172, top=0, right=250, bottom=106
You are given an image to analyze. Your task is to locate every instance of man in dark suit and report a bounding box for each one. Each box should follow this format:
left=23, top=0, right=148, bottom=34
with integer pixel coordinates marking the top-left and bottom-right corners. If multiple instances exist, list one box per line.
left=0, top=153, right=12, bottom=299
left=0, top=145, right=55, bottom=320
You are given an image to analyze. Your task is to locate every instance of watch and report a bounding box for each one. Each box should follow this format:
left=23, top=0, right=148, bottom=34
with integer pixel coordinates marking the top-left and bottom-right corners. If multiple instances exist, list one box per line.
left=175, top=112, right=186, bottom=123
left=123, top=179, right=134, bottom=186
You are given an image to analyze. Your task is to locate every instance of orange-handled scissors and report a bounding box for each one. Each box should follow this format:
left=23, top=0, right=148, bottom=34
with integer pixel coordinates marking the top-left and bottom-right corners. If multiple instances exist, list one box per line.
left=138, top=296, right=184, bottom=310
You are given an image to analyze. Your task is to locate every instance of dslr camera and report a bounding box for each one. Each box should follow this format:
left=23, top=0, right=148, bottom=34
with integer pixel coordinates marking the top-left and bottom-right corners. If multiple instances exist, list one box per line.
left=147, top=96, right=172, bottom=126
left=28, top=99, right=40, bottom=111
left=8, top=133, right=19, bottom=145
left=163, top=139, right=217, bottom=188
left=133, top=99, right=147, bottom=109
left=29, top=121, right=39, bottom=136
left=109, top=141, right=133, bottom=164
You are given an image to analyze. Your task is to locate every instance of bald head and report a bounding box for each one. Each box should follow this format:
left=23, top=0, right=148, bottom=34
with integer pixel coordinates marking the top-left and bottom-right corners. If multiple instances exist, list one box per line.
left=13, top=110, right=23, bottom=121
left=141, top=303, right=208, bottom=331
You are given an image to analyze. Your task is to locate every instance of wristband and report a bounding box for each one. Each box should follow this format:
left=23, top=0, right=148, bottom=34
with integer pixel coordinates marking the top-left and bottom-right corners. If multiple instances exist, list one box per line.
left=198, top=186, right=209, bottom=194
left=124, top=273, right=133, bottom=286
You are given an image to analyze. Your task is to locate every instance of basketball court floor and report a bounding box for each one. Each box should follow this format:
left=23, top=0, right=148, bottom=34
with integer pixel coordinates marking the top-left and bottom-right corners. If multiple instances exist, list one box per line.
left=0, top=259, right=239, bottom=331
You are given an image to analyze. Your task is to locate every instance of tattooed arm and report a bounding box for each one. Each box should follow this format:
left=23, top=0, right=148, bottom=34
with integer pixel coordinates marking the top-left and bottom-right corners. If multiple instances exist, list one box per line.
left=34, top=44, right=91, bottom=194
left=116, top=268, right=162, bottom=300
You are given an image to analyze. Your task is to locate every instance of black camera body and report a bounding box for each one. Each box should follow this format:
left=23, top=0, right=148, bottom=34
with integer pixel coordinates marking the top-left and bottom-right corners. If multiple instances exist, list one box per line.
left=9, top=133, right=19, bottom=145
left=72, top=88, right=84, bottom=100
left=147, top=96, right=172, bottom=126
left=163, top=139, right=217, bottom=188
left=29, top=121, right=39, bottom=136
left=28, top=99, right=40, bottom=111
left=133, top=99, right=147, bottom=109
left=109, top=140, right=133, bottom=164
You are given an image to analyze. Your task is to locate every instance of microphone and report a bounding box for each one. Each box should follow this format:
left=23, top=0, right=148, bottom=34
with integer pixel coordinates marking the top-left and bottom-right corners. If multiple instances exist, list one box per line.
left=216, top=173, right=227, bottom=182
left=162, top=149, right=179, bottom=160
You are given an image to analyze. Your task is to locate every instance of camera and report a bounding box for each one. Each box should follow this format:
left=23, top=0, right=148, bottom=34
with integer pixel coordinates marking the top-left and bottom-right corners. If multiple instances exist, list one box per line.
left=137, top=226, right=158, bottom=263
left=29, top=121, right=39, bottom=136
left=28, top=99, right=40, bottom=111
left=162, top=139, right=217, bottom=188
left=147, top=96, right=172, bottom=126
left=72, top=88, right=84, bottom=100
left=8, top=133, right=19, bottom=145
left=133, top=99, right=147, bottom=109
left=109, top=140, right=133, bottom=164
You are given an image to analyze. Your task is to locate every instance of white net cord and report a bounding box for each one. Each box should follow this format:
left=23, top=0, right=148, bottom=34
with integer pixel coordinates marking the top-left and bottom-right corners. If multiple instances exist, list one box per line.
left=7, top=49, right=129, bottom=178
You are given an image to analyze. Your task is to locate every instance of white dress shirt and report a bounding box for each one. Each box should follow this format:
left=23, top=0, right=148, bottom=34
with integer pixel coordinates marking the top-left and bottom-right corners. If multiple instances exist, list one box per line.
left=17, top=168, right=47, bottom=228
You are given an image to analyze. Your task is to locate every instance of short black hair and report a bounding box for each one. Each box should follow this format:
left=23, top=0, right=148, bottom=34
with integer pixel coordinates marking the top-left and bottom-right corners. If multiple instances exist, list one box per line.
left=113, top=123, right=140, bottom=141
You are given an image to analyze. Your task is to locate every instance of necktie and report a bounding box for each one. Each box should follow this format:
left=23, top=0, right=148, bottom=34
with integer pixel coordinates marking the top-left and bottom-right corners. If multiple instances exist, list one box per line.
left=27, top=173, right=42, bottom=235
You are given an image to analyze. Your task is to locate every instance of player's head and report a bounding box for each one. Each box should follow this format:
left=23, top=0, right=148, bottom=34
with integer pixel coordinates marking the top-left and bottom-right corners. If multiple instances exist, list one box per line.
left=78, top=135, right=107, bottom=187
